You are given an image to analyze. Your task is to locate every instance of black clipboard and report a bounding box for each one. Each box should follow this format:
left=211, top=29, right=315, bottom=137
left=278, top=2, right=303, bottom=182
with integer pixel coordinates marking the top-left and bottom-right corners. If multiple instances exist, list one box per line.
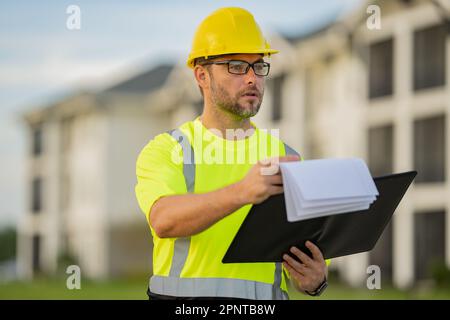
left=222, top=171, right=417, bottom=263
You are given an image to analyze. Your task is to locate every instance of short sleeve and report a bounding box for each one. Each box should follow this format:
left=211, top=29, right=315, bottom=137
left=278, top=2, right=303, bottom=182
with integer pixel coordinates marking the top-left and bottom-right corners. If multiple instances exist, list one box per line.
left=135, top=132, right=186, bottom=223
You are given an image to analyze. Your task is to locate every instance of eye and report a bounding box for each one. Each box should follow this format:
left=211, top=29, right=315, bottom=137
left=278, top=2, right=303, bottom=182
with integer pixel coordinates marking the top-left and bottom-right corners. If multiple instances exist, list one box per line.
left=228, top=61, right=247, bottom=73
left=254, top=63, right=265, bottom=72
left=254, top=63, right=269, bottom=75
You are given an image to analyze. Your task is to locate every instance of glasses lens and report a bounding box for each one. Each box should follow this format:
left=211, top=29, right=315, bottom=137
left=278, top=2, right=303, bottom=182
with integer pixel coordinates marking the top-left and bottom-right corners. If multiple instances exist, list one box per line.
left=253, top=62, right=269, bottom=76
left=228, top=61, right=248, bottom=74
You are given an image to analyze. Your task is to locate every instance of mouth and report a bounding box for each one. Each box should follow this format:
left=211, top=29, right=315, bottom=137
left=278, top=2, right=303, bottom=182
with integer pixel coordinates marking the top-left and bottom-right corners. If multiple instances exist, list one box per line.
left=242, top=91, right=259, bottom=99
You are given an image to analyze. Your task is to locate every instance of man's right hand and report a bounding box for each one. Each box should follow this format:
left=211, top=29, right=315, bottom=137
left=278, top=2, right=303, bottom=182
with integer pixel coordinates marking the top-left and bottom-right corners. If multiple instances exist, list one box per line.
left=236, top=155, right=300, bottom=205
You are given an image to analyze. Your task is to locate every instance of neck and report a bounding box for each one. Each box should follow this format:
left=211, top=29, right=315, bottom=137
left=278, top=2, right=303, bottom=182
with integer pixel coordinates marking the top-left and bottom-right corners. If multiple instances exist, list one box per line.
left=199, top=101, right=255, bottom=140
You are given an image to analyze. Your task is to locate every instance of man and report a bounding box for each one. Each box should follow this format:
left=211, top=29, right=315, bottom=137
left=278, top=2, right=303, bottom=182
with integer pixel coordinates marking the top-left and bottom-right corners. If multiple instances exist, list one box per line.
left=135, top=7, right=329, bottom=300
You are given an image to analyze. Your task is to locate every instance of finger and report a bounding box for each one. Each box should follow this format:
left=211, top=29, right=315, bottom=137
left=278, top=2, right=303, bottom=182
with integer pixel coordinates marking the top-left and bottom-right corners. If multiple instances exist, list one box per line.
left=268, top=185, right=284, bottom=195
left=259, top=155, right=299, bottom=176
left=283, top=254, right=307, bottom=274
left=278, top=155, right=300, bottom=162
left=267, top=174, right=283, bottom=185
left=259, top=155, right=299, bottom=166
left=283, top=261, right=306, bottom=283
left=290, top=246, right=314, bottom=267
left=258, top=157, right=279, bottom=166
left=305, top=241, right=325, bottom=262
left=259, top=162, right=279, bottom=176
left=284, top=255, right=316, bottom=281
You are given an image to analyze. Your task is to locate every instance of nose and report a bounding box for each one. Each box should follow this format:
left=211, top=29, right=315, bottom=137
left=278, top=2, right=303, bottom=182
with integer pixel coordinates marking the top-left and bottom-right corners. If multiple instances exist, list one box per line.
left=244, top=66, right=257, bottom=84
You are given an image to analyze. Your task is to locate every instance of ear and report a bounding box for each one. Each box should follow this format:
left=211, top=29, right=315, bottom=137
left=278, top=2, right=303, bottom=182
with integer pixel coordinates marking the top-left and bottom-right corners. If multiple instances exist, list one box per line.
left=194, top=65, right=210, bottom=91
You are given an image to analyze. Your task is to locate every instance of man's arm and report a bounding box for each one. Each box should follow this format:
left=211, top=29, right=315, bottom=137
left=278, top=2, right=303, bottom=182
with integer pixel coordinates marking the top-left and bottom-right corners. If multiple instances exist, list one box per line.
left=150, top=182, right=244, bottom=238
left=150, top=155, right=299, bottom=238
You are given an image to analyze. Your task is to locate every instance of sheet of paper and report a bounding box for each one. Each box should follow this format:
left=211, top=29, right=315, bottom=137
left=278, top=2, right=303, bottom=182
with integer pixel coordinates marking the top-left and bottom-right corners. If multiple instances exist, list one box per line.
left=280, top=158, right=379, bottom=222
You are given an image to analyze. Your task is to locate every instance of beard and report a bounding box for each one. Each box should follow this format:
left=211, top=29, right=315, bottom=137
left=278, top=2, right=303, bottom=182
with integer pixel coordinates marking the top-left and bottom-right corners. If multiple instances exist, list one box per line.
left=210, top=80, right=263, bottom=119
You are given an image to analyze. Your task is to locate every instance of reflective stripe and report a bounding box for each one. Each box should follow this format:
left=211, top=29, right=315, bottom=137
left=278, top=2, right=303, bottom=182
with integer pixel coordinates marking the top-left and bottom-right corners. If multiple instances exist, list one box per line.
left=273, top=261, right=283, bottom=298
left=150, top=275, right=289, bottom=300
left=167, top=129, right=195, bottom=192
left=272, top=142, right=300, bottom=293
left=166, top=129, right=195, bottom=276
left=169, top=238, right=190, bottom=277
left=155, top=129, right=297, bottom=299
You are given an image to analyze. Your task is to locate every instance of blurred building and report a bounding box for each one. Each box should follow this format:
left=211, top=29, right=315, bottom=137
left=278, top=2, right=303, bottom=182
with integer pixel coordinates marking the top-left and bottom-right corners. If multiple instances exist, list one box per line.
left=18, top=64, right=176, bottom=279
left=18, top=0, right=449, bottom=289
left=266, top=0, right=449, bottom=288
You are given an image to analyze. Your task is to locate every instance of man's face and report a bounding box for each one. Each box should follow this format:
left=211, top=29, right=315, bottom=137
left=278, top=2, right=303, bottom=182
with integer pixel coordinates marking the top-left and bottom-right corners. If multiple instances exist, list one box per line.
left=204, top=54, right=266, bottom=119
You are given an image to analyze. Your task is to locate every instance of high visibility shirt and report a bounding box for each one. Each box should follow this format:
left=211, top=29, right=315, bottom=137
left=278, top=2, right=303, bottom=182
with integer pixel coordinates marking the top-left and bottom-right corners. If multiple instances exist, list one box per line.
left=135, top=116, right=302, bottom=299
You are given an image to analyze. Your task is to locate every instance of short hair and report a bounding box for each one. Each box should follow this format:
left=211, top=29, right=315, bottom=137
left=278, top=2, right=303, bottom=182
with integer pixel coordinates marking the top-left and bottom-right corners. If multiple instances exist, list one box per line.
left=194, top=56, right=218, bottom=98
left=193, top=55, right=224, bottom=67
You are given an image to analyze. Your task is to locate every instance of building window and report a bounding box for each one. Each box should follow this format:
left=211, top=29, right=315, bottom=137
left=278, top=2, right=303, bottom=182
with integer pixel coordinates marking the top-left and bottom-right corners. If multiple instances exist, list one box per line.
left=368, top=124, right=394, bottom=280
left=414, top=211, right=446, bottom=281
left=32, top=126, right=42, bottom=156
left=370, top=220, right=393, bottom=281
left=413, top=24, right=446, bottom=91
left=32, top=234, right=41, bottom=274
left=414, top=115, right=446, bottom=183
left=368, top=124, right=394, bottom=177
left=271, top=74, right=285, bottom=121
left=369, top=38, right=393, bottom=99
left=31, top=178, right=42, bottom=213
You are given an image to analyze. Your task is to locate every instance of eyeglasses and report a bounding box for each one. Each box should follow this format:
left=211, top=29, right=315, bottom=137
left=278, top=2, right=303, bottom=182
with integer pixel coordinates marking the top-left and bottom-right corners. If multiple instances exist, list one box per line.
left=200, top=59, right=271, bottom=76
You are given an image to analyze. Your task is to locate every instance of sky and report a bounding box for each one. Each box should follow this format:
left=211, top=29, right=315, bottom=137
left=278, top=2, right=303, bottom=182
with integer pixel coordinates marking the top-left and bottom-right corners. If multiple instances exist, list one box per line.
left=0, top=0, right=363, bottom=227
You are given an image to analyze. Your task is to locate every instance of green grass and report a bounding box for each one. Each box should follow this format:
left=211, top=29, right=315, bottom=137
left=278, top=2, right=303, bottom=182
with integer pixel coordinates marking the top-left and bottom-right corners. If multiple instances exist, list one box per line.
left=0, top=277, right=148, bottom=300
left=1, top=277, right=449, bottom=300
left=288, top=282, right=450, bottom=300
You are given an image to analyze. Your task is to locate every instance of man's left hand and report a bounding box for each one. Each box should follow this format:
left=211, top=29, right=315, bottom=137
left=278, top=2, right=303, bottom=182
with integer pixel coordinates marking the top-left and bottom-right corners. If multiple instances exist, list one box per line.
left=282, top=241, right=328, bottom=293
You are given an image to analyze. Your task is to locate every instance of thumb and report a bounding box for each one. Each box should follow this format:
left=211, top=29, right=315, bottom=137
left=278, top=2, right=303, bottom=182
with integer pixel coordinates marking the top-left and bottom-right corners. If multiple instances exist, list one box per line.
left=278, top=155, right=300, bottom=162
left=258, top=155, right=300, bottom=167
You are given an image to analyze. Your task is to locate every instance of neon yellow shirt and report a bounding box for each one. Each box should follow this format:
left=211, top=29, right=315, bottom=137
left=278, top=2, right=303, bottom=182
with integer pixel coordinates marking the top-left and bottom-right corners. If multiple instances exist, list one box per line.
left=135, top=116, right=327, bottom=298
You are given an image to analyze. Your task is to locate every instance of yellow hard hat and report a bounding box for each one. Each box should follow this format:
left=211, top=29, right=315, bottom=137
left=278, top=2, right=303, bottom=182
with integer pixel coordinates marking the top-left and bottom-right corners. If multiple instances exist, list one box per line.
left=186, top=7, right=279, bottom=68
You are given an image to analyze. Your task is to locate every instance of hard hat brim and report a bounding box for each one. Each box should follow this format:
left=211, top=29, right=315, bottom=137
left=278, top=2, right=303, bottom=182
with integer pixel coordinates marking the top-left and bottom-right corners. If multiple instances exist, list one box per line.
left=187, top=48, right=279, bottom=69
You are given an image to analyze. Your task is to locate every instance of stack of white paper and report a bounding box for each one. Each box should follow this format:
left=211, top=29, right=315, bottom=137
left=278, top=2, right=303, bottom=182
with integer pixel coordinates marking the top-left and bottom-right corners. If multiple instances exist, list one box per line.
left=279, top=158, right=379, bottom=222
